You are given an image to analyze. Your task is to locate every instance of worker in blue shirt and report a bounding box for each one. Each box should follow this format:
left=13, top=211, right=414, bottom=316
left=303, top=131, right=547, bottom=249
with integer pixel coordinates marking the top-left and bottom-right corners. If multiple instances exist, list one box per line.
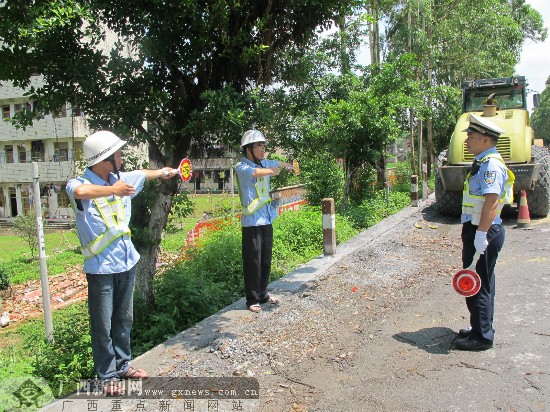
left=456, top=114, right=515, bottom=350
left=236, top=130, right=293, bottom=313
left=66, top=131, right=178, bottom=395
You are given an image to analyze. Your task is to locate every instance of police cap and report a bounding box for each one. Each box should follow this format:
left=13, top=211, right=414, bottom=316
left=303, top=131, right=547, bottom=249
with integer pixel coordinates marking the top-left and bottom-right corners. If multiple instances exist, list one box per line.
left=463, top=114, right=505, bottom=139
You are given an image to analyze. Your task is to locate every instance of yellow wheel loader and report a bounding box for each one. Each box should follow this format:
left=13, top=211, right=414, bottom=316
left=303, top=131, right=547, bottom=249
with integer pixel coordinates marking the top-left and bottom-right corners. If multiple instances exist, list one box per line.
left=435, top=76, right=550, bottom=217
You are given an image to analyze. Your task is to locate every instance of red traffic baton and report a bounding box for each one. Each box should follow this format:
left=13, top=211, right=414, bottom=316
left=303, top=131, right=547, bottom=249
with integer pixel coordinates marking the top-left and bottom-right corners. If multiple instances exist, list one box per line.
left=452, top=252, right=482, bottom=297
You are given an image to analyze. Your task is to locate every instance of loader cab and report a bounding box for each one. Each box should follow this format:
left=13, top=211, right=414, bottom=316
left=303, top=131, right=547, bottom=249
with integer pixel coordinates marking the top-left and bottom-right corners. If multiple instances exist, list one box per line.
left=462, top=76, right=527, bottom=113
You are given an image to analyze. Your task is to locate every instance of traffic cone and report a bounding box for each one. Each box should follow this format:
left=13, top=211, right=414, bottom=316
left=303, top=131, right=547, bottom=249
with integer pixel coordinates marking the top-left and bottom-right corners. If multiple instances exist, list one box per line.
left=517, top=190, right=531, bottom=228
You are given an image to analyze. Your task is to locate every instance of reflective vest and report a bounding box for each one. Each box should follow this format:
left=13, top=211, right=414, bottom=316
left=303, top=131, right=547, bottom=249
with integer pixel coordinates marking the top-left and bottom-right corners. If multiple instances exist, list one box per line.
left=77, top=179, right=131, bottom=258
left=235, top=163, right=272, bottom=216
left=462, top=153, right=515, bottom=225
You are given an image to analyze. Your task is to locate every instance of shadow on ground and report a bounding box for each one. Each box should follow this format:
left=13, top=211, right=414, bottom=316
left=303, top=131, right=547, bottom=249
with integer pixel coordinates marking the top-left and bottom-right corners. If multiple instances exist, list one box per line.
left=393, top=327, right=457, bottom=355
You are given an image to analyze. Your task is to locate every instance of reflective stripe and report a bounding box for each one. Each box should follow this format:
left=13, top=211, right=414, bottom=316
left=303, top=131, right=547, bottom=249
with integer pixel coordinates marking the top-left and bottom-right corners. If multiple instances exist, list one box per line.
left=235, top=164, right=272, bottom=216
left=78, top=178, right=131, bottom=258
left=462, top=154, right=515, bottom=220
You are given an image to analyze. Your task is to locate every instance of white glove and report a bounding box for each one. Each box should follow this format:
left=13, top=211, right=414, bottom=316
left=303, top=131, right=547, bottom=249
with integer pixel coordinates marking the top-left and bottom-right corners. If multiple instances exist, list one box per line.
left=474, top=230, right=488, bottom=254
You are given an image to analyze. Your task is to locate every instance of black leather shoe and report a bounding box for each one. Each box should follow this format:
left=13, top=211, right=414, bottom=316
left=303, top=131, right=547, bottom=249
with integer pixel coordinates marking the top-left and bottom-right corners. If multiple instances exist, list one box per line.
left=458, top=328, right=471, bottom=337
left=455, top=336, right=493, bottom=351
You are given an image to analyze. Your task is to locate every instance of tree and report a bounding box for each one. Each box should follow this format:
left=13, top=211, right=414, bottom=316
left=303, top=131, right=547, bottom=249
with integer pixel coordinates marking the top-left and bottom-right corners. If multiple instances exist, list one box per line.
left=0, top=0, right=361, bottom=304
left=319, top=54, right=423, bottom=205
left=383, top=0, right=547, bottom=174
left=531, top=75, right=550, bottom=146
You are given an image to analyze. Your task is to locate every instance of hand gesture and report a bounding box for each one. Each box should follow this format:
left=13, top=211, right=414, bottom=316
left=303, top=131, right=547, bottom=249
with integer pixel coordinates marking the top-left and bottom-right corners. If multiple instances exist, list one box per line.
left=160, top=167, right=179, bottom=179
left=112, top=180, right=136, bottom=197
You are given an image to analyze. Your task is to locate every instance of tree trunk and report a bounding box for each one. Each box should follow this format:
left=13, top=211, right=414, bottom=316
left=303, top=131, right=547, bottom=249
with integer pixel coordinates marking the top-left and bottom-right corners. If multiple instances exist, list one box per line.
left=368, top=0, right=380, bottom=66
left=342, top=158, right=353, bottom=209
left=134, top=178, right=177, bottom=306
left=377, top=155, right=385, bottom=189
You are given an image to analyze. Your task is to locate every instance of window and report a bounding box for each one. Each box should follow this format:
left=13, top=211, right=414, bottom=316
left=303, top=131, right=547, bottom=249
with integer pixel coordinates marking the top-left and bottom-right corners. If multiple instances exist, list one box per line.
left=1, top=105, right=10, bottom=119
left=21, top=194, right=31, bottom=214
left=18, top=145, right=27, bottom=163
left=71, top=105, right=82, bottom=116
left=53, top=142, right=69, bottom=161
left=14, top=103, right=24, bottom=114
left=4, top=145, right=14, bottom=163
left=57, top=185, right=70, bottom=208
left=53, top=103, right=67, bottom=118
left=31, top=140, right=45, bottom=162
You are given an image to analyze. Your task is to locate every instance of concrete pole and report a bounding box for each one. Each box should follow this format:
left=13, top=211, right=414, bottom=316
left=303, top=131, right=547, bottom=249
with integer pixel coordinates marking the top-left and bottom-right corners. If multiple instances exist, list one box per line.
left=322, top=198, right=336, bottom=256
left=32, top=162, right=54, bottom=342
left=230, top=158, right=235, bottom=217
left=411, top=175, right=419, bottom=207
left=422, top=163, right=428, bottom=201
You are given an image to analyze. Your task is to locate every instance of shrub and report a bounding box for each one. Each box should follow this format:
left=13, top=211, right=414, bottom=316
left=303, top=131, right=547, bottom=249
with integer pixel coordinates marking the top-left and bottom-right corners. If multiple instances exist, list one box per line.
left=133, top=221, right=243, bottom=354
left=12, top=212, right=44, bottom=259
left=269, top=153, right=302, bottom=190
left=0, top=262, right=11, bottom=291
left=343, top=189, right=410, bottom=229
left=300, top=152, right=344, bottom=206
left=165, top=192, right=194, bottom=233
left=25, top=303, right=94, bottom=397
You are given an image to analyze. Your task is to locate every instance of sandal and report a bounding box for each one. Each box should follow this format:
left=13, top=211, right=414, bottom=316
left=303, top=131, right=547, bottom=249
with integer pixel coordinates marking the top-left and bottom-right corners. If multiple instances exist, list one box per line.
left=119, top=366, right=148, bottom=379
left=248, top=304, right=262, bottom=313
left=260, top=296, right=280, bottom=305
left=103, top=379, right=126, bottom=396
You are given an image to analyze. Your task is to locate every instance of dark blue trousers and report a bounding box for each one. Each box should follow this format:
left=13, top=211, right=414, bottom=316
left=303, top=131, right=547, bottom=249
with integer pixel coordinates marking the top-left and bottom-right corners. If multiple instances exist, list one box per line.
left=242, top=224, right=273, bottom=307
left=461, top=221, right=505, bottom=342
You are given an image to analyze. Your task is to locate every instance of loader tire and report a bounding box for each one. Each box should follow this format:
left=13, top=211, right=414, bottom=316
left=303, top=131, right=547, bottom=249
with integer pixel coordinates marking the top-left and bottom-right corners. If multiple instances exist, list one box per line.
left=435, top=150, right=462, bottom=216
left=527, top=145, right=550, bottom=217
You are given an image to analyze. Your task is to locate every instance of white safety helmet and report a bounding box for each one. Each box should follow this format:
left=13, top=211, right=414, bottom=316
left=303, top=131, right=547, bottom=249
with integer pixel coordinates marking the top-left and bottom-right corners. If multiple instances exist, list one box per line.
left=240, top=130, right=266, bottom=148
left=83, top=131, right=127, bottom=167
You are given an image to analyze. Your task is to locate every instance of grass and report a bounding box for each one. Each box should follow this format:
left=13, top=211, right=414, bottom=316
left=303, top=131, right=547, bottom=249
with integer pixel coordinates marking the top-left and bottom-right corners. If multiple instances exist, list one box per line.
left=0, top=302, right=90, bottom=400
left=163, top=193, right=240, bottom=252
left=0, top=230, right=81, bottom=285
left=0, top=194, right=237, bottom=284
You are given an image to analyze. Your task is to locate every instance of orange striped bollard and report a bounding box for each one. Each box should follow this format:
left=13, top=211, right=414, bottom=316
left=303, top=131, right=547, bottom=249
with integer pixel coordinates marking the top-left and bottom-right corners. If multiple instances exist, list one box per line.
left=411, top=175, right=419, bottom=207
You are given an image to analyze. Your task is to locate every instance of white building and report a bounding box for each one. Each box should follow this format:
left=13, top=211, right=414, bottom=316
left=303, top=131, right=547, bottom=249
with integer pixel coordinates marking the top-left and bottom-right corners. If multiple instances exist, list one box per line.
left=0, top=77, right=90, bottom=220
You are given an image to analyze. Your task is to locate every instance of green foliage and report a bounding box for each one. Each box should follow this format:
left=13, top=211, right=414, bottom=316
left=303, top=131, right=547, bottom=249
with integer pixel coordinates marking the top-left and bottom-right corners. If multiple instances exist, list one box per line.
left=390, top=161, right=413, bottom=193
left=12, top=212, right=44, bottom=259
left=300, top=151, right=345, bottom=206
left=531, top=76, right=550, bottom=145
left=343, top=189, right=411, bottom=229
left=165, top=193, right=194, bottom=233
left=0, top=262, right=11, bottom=290
left=0, top=303, right=92, bottom=397
left=133, top=222, right=243, bottom=353
left=429, top=85, right=463, bottom=156
left=385, top=0, right=547, bottom=88
left=27, top=303, right=94, bottom=397
left=269, top=153, right=302, bottom=190
left=271, top=208, right=323, bottom=276
left=0, top=231, right=81, bottom=284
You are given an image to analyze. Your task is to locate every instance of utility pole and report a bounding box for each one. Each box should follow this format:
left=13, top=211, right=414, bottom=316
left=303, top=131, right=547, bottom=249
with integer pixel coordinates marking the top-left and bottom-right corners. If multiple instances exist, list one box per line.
left=32, top=162, right=54, bottom=342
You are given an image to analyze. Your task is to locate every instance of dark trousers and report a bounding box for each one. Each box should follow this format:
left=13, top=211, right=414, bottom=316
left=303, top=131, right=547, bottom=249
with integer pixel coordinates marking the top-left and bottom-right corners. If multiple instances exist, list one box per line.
left=242, top=224, right=273, bottom=307
left=461, top=221, right=505, bottom=342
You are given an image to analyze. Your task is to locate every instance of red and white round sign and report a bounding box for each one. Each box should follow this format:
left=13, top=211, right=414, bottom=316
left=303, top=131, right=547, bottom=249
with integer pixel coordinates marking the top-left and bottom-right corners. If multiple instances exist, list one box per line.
left=453, top=269, right=481, bottom=297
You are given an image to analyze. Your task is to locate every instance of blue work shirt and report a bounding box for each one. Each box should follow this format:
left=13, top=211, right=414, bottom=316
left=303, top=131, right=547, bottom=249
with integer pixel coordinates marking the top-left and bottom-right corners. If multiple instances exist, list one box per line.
left=66, top=168, right=146, bottom=274
left=236, top=157, right=280, bottom=227
left=461, top=147, right=508, bottom=225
